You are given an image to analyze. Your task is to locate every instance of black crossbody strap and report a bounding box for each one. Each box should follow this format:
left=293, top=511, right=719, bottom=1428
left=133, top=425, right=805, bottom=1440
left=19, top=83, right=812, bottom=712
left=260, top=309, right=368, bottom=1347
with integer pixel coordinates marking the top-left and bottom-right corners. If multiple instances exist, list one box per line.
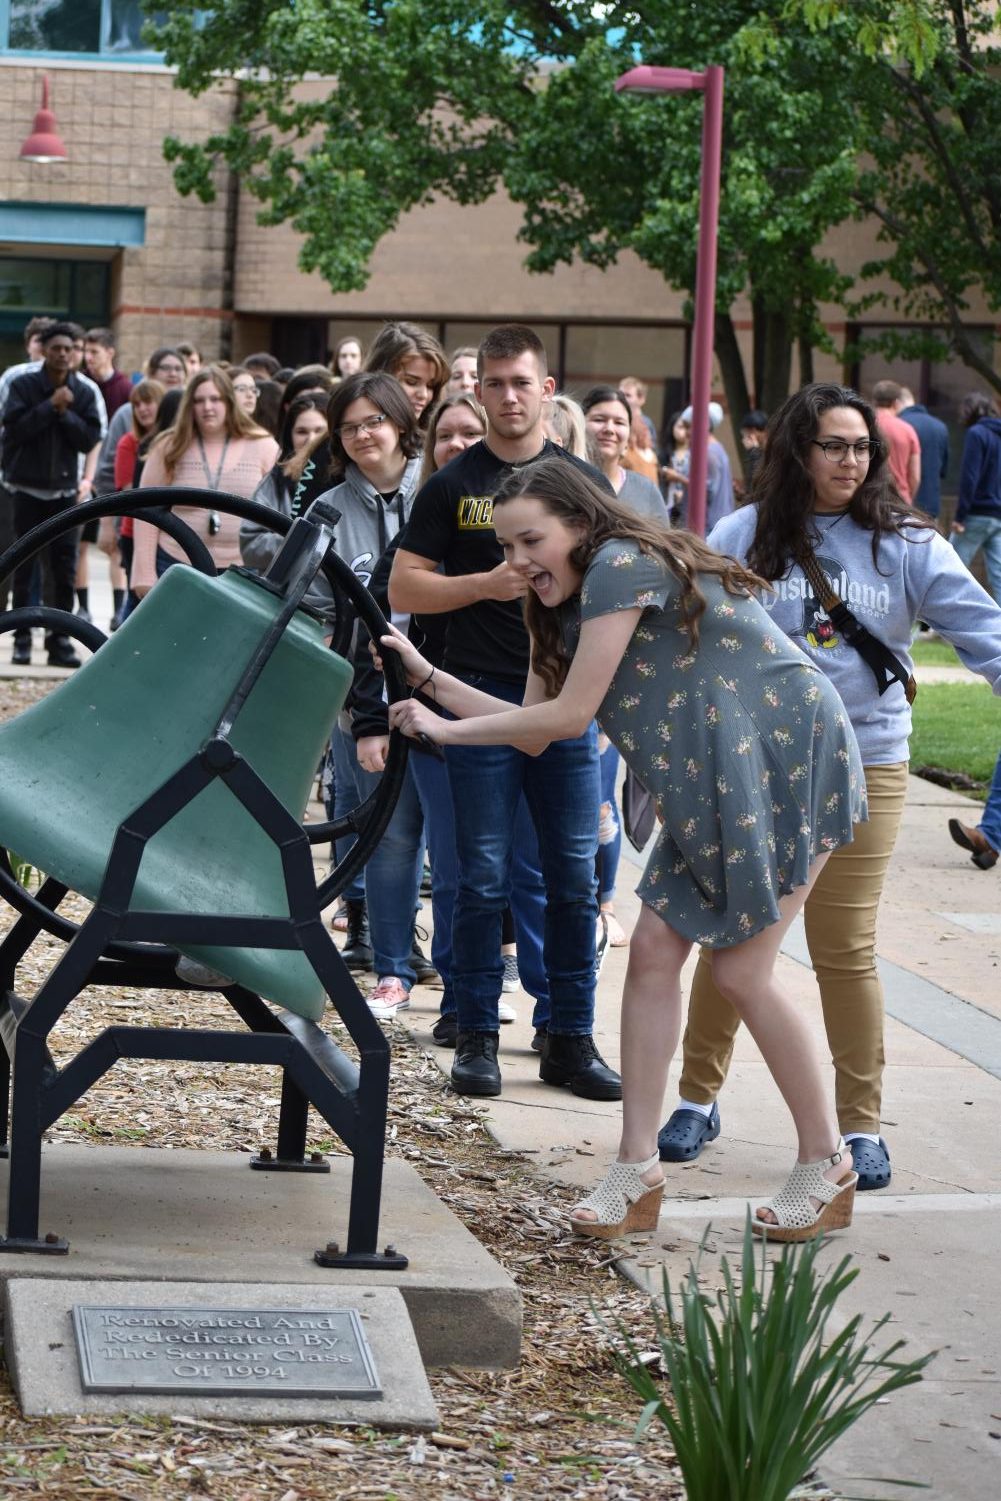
left=798, top=543, right=917, bottom=705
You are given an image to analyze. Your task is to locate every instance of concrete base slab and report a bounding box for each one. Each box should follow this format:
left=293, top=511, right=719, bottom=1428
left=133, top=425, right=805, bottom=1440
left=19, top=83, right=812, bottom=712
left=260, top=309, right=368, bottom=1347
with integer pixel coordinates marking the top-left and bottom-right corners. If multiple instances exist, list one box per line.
left=5, top=1278, right=439, bottom=1427
left=0, top=1147, right=521, bottom=1369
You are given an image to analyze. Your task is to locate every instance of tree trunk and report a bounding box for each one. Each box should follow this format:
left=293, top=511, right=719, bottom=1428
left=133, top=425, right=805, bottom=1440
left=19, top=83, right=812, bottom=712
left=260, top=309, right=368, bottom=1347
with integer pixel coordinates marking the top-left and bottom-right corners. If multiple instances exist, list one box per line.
left=751, top=293, right=767, bottom=407
left=759, top=307, right=793, bottom=415
left=798, top=331, right=814, bottom=388
left=714, top=312, right=753, bottom=481
left=714, top=311, right=751, bottom=432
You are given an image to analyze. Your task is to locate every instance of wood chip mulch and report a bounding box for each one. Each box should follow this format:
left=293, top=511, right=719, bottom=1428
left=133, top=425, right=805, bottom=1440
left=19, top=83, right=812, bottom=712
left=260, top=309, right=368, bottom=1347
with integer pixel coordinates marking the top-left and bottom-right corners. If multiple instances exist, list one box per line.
left=0, top=679, right=685, bottom=1501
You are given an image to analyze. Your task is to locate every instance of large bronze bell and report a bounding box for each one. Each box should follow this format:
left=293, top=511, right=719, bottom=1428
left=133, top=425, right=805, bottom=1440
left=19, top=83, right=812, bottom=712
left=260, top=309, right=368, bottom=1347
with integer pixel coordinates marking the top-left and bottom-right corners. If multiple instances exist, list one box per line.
left=0, top=564, right=352, bottom=1020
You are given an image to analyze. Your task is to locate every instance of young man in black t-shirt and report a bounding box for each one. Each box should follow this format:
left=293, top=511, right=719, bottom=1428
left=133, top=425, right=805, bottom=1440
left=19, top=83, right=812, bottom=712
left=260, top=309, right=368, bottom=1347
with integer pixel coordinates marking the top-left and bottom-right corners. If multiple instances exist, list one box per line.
left=390, top=324, right=621, bottom=1101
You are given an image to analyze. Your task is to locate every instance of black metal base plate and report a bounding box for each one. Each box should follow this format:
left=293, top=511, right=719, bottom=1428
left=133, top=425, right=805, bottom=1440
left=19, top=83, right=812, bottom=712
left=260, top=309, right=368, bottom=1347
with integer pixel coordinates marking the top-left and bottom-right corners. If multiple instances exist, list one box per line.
left=0, top=1234, right=69, bottom=1255
left=314, top=1247, right=409, bottom=1270
left=249, top=1154, right=331, bottom=1173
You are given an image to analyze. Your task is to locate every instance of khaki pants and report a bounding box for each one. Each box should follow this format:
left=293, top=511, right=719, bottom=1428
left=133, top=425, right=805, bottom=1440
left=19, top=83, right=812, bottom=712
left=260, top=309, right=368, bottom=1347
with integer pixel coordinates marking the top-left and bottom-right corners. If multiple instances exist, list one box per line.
left=678, top=762, right=909, bottom=1135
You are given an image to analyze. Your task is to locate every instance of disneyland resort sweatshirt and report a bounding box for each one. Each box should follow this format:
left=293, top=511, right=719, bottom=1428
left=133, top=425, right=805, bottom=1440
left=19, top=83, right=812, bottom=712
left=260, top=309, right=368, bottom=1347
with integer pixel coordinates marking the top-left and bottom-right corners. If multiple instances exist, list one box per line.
left=708, top=505, right=1001, bottom=766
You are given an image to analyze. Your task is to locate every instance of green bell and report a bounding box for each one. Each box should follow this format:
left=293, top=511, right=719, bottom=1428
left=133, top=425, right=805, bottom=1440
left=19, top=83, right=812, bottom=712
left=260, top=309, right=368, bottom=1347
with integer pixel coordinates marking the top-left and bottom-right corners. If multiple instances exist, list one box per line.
left=0, top=565, right=352, bottom=1021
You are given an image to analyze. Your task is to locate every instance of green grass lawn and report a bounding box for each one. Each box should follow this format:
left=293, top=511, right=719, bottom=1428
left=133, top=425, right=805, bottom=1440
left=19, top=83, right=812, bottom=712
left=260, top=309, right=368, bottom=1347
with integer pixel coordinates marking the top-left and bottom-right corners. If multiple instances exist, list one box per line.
left=909, top=636, right=962, bottom=668
left=909, top=681, right=1000, bottom=790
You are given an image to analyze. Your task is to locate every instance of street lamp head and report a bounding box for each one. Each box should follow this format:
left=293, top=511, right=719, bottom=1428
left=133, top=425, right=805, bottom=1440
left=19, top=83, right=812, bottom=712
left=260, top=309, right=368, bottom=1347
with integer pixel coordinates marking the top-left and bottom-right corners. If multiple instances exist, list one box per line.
left=614, top=65, right=705, bottom=95
left=20, top=75, right=68, bottom=163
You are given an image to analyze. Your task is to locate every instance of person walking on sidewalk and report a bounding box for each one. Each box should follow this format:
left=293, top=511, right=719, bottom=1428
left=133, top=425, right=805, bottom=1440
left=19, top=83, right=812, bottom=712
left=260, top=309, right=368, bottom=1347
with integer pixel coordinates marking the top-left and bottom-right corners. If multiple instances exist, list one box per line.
left=948, top=747, right=1001, bottom=870
left=383, top=456, right=867, bottom=1243
left=951, top=391, right=1001, bottom=603
left=389, top=324, right=620, bottom=1102
left=658, top=383, right=1001, bottom=1192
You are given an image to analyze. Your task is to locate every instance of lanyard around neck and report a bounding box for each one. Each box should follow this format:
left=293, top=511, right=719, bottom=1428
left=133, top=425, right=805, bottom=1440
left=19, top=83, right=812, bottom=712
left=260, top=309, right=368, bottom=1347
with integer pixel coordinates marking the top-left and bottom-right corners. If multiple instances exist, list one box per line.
left=196, top=434, right=230, bottom=491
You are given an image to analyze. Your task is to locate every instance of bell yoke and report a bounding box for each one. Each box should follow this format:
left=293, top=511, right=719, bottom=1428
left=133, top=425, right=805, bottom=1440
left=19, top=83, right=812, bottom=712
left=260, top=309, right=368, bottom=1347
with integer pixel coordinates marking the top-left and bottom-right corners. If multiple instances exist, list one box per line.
left=0, top=488, right=410, bottom=1268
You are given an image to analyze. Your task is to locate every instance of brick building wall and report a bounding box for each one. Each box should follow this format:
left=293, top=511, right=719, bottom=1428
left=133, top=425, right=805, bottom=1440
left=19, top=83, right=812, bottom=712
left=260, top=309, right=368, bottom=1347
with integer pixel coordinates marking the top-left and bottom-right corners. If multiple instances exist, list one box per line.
left=0, top=61, right=237, bottom=374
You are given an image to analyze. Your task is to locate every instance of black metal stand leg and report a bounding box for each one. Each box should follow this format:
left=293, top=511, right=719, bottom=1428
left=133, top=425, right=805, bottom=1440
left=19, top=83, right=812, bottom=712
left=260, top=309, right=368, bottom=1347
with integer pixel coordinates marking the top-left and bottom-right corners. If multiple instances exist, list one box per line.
left=250, top=1073, right=329, bottom=1173
left=0, top=1033, right=9, bottom=1157
left=0, top=1033, right=66, bottom=1253
left=1, top=907, right=116, bottom=1254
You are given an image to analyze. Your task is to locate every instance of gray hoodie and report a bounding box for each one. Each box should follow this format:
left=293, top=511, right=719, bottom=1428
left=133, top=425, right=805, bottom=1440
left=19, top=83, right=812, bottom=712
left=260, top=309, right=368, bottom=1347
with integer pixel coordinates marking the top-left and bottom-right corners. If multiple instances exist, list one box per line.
left=240, top=455, right=422, bottom=620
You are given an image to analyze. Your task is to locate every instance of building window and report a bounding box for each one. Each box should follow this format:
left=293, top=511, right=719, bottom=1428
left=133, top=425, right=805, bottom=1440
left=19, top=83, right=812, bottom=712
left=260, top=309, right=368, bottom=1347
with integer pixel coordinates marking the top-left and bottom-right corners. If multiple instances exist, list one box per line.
left=3, top=0, right=166, bottom=58
left=0, top=254, right=111, bottom=370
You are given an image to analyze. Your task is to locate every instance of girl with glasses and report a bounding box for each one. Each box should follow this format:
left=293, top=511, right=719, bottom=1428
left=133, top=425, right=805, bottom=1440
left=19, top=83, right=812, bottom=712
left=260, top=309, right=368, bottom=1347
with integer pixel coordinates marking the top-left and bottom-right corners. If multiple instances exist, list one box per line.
left=310, top=372, right=430, bottom=1023
left=656, top=382, right=1001, bottom=1196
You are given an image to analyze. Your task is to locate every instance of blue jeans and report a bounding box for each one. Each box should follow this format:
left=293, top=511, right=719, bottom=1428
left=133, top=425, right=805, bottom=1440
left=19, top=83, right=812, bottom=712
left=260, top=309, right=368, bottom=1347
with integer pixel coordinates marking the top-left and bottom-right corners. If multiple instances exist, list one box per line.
left=328, top=722, right=367, bottom=904
left=953, top=514, right=1001, bottom=604
left=411, top=736, right=551, bottom=1026
left=597, top=740, right=622, bottom=906
left=409, top=747, right=457, bottom=1017
left=981, top=748, right=1001, bottom=853
left=445, top=673, right=600, bottom=1035
left=330, top=724, right=424, bottom=984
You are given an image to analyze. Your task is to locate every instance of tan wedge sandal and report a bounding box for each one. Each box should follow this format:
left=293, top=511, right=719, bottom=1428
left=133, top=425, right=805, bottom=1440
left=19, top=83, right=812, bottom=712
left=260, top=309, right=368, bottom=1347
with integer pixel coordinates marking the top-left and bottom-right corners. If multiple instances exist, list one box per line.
left=570, top=1153, right=665, bottom=1240
left=752, top=1139, right=858, bottom=1243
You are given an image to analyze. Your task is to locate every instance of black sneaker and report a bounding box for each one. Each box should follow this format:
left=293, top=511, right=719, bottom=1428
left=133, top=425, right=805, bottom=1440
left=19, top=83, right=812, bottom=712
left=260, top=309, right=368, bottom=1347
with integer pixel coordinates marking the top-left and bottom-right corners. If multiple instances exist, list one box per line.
left=431, top=1014, right=457, bottom=1048
left=340, top=899, right=373, bottom=971
left=539, top=1032, right=622, bottom=1101
left=11, top=636, right=30, bottom=666
left=531, top=1026, right=547, bottom=1054
left=410, top=924, right=439, bottom=986
left=451, top=1030, right=501, bottom=1096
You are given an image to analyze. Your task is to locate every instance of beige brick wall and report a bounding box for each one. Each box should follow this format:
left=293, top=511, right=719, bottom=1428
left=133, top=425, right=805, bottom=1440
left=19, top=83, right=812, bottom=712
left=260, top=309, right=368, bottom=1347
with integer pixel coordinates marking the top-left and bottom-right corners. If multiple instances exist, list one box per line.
left=235, top=184, right=684, bottom=323
left=0, top=61, right=237, bottom=374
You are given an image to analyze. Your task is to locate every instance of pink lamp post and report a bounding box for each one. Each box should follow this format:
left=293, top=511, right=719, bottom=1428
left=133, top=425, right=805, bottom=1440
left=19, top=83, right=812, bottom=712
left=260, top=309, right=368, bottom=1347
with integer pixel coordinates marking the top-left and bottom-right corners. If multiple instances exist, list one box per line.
left=615, top=64, right=724, bottom=536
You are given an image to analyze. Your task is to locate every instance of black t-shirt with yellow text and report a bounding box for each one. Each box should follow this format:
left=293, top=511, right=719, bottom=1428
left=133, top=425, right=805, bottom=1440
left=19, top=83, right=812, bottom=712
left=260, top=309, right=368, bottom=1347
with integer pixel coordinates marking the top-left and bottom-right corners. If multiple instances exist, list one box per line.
left=400, top=439, right=609, bottom=685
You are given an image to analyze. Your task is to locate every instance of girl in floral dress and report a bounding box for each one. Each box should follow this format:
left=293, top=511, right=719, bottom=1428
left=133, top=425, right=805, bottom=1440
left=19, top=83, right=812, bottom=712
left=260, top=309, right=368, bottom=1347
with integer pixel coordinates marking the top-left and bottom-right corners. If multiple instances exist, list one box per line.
left=382, top=457, right=867, bottom=1242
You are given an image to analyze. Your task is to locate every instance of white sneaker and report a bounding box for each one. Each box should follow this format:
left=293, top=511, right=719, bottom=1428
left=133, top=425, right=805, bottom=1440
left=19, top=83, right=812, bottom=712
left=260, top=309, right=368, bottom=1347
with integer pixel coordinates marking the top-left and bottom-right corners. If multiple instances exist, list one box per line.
left=594, top=913, right=609, bottom=979
left=497, top=997, right=518, bottom=1023
left=501, top=954, right=520, bottom=993
left=368, top=976, right=411, bottom=1020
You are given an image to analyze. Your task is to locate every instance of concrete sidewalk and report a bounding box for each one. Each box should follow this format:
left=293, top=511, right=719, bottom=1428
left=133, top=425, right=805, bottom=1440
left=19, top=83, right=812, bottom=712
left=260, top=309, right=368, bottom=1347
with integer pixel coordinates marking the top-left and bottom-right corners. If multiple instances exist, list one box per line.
left=8, top=553, right=1000, bottom=1496
left=404, top=743, right=1001, bottom=1498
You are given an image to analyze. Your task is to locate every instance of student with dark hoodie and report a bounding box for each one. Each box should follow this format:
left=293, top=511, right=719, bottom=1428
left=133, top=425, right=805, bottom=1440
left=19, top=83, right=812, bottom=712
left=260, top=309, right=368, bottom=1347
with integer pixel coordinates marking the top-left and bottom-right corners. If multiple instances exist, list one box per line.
left=952, top=391, right=1001, bottom=603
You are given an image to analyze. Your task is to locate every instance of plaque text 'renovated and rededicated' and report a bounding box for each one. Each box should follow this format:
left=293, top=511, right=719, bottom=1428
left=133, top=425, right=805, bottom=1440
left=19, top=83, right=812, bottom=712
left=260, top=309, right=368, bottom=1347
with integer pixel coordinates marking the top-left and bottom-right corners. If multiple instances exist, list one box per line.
left=73, top=1306, right=382, bottom=1398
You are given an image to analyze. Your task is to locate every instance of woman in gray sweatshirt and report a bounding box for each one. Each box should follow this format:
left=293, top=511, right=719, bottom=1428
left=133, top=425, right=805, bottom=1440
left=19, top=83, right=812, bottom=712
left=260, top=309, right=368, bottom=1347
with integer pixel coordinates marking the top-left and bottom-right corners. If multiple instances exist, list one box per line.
left=658, top=382, right=1001, bottom=1192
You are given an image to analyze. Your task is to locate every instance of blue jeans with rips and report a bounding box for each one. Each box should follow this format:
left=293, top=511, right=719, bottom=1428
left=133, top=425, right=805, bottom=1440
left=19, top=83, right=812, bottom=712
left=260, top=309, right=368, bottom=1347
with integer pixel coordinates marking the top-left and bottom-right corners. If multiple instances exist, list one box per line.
left=445, top=673, right=600, bottom=1036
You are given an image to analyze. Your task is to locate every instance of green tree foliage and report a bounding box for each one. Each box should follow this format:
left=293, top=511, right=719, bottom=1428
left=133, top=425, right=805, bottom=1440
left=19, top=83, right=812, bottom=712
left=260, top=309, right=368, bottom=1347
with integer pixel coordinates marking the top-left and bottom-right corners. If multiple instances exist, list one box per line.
left=782, top=1, right=1001, bottom=393
left=501, top=3, right=867, bottom=419
left=148, top=0, right=538, bottom=291
left=144, top=1, right=999, bottom=415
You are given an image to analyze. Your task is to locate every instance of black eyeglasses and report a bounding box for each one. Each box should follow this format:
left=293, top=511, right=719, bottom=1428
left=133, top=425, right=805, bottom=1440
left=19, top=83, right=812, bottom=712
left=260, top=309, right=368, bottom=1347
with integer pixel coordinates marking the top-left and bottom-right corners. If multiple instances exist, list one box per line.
left=811, top=439, right=877, bottom=463
left=336, top=414, right=387, bottom=442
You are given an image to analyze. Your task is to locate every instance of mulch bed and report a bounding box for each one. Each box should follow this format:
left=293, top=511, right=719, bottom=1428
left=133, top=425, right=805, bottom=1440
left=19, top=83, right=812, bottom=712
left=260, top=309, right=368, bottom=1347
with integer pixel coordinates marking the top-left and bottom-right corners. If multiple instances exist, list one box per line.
left=0, top=678, right=685, bottom=1501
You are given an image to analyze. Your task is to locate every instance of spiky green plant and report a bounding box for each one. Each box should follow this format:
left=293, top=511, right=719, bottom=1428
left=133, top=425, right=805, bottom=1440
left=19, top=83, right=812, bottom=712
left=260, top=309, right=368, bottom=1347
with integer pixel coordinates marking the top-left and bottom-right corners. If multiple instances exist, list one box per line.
left=7, top=852, right=40, bottom=890
left=610, top=1214, right=933, bottom=1501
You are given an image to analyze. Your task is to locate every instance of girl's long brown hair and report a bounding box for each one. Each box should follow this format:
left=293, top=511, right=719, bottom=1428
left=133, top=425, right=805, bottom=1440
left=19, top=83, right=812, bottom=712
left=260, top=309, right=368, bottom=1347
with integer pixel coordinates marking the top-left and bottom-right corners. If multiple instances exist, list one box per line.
left=493, top=457, right=766, bottom=697
left=152, top=365, right=271, bottom=481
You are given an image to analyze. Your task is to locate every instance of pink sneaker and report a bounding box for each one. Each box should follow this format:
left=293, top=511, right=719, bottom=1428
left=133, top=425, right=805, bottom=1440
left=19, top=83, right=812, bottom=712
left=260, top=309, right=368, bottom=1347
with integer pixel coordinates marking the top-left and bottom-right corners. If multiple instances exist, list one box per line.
left=368, top=976, right=411, bottom=1020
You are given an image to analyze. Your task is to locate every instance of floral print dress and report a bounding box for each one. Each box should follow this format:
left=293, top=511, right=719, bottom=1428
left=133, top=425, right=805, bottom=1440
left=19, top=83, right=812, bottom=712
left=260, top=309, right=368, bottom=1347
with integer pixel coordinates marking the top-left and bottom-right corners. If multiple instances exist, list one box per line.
left=560, top=540, right=867, bottom=947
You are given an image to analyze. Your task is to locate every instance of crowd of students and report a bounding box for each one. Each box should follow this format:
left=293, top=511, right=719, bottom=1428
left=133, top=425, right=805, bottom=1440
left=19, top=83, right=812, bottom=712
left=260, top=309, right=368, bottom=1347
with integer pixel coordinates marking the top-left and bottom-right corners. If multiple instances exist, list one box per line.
left=3, top=313, right=1000, bottom=1243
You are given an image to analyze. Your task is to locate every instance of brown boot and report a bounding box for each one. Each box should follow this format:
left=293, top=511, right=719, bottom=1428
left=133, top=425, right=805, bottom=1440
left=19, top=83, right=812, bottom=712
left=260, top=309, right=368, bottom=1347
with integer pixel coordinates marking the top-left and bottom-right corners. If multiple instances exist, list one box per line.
left=948, top=818, right=998, bottom=870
